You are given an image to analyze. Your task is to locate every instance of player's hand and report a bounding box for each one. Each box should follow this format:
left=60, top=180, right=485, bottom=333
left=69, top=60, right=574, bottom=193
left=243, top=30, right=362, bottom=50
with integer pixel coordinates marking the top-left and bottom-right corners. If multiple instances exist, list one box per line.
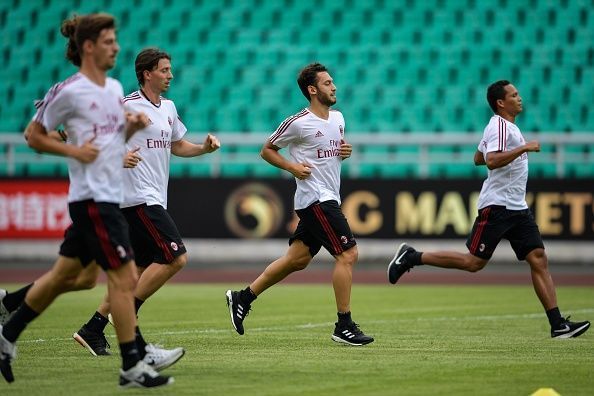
left=291, top=163, right=313, bottom=180
left=123, top=147, right=142, bottom=168
left=203, top=133, right=220, bottom=153
left=74, top=136, right=99, bottom=163
left=339, top=139, right=352, bottom=159
left=125, top=111, right=149, bottom=135
left=525, top=140, right=540, bottom=152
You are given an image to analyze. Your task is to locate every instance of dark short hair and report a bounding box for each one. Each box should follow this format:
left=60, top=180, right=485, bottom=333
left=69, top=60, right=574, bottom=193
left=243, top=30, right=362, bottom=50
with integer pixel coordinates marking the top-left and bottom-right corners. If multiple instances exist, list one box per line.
left=486, top=80, right=511, bottom=113
left=60, top=13, right=116, bottom=67
left=297, top=62, right=329, bottom=101
left=135, top=48, right=171, bottom=86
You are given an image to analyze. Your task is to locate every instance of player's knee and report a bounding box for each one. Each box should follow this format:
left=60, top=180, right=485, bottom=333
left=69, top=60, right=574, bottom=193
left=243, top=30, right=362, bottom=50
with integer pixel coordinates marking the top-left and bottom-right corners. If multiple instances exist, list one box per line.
left=74, top=274, right=97, bottom=290
left=171, top=254, right=188, bottom=272
left=466, top=256, right=487, bottom=272
left=339, top=246, right=358, bottom=267
left=291, top=255, right=311, bottom=271
left=526, top=248, right=548, bottom=269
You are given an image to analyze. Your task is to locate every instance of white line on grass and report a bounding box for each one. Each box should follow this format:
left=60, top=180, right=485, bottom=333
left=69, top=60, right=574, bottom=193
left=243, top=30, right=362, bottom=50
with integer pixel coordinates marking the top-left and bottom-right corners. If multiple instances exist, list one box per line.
left=18, top=307, right=594, bottom=344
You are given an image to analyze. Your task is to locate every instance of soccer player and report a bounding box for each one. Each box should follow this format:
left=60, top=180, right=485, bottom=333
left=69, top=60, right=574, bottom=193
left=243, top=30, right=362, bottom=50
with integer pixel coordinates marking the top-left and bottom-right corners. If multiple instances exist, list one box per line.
left=73, top=47, right=220, bottom=366
left=387, top=80, right=590, bottom=339
left=0, top=14, right=172, bottom=388
left=226, top=63, right=374, bottom=346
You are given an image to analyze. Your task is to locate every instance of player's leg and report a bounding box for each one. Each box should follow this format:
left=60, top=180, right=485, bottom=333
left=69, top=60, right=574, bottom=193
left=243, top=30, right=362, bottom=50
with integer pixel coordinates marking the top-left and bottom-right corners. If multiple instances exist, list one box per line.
left=1, top=255, right=85, bottom=383
left=226, top=240, right=312, bottom=335
left=73, top=291, right=112, bottom=356
left=388, top=206, right=502, bottom=284
left=306, top=201, right=373, bottom=346
left=0, top=284, right=33, bottom=325
left=508, top=212, right=590, bottom=338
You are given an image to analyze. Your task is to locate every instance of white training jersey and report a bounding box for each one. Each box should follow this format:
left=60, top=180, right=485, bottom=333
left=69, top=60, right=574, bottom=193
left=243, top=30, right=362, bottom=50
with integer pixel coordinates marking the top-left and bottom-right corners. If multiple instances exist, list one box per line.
left=269, top=108, right=345, bottom=210
left=121, top=90, right=187, bottom=209
left=477, top=115, right=529, bottom=210
left=33, top=73, right=126, bottom=203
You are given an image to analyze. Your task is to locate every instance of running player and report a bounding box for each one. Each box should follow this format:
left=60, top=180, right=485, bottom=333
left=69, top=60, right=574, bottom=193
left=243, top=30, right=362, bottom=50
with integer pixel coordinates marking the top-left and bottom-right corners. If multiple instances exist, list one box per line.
left=0, top=14, right=172, bottom=387
left=73, top=48, right=220, bottom=366
left=226, top=63, right=374, bottom=346
left=387, top=80, right=590, bottom=339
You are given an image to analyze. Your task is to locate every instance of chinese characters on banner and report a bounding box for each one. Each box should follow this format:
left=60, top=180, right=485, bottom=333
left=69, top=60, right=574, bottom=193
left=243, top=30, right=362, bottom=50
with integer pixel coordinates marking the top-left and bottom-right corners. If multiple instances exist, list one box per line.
left=0, top=180, right=70, bottom=238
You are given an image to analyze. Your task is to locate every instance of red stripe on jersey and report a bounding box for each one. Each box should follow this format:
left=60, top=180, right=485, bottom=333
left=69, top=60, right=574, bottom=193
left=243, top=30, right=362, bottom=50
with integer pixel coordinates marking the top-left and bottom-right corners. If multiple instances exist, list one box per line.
left=87, top=202, right=122, bottom=269
left=34, top=74, right=83, bottom=124
left=136, top=206, right=174, bottom=263
left=312, top=204, right=343, bottom=255
left=123, top=92, right=141, bottom=103
left=470, top=207, right=491, bottom=254
left=270, top=109, right=309, bottom=144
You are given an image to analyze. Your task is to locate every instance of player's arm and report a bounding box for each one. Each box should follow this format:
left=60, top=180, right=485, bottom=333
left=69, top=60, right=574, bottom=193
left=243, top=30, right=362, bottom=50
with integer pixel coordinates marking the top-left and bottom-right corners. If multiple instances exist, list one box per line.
left=485, top=140, right=540, bottom=170
left=25, top=121, right=99, bottom=163
left=124, top=111, right=149, bottom=141
left=171, top=133, right=220, bottom=157
left=260, top=140, right=312, bottom=180
left=473, top=150, right=486, bottom=166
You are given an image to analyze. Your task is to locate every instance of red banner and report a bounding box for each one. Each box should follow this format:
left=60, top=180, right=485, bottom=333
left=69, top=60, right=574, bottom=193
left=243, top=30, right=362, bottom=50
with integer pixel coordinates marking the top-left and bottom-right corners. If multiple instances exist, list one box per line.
left=0, top=180, right=70, bottom=238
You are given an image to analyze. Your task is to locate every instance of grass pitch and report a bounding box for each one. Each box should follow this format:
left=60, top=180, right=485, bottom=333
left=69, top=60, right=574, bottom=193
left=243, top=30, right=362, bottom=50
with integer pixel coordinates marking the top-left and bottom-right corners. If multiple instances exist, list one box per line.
left=0, top=283, right=592, bottom=395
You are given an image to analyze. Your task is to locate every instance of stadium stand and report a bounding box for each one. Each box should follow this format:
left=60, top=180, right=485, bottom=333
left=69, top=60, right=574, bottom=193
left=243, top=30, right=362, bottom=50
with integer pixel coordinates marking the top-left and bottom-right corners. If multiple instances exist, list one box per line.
left=1, top=0, right=593, bottom=178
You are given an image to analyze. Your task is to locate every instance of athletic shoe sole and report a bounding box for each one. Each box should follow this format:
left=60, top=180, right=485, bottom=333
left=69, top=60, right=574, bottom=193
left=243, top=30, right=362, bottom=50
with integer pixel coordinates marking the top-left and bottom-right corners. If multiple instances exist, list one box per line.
left=226, top=290, right=245, bottom=335
left=331, top=334, right=374, bottom=346
left=72, top=332, right=99, bottom=357
left=119, top=376, right=174, bottom=389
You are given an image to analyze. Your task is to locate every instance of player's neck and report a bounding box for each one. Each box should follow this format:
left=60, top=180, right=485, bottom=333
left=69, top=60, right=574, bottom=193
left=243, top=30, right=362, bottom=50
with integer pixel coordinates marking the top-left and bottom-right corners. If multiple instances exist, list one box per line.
left=497, top=111, right=516, bottom=124
left=79, top=62, right=107, bottom=87
left=308, top=102, right=330, bottom=120
left=140, top=86, right=161, bottom=106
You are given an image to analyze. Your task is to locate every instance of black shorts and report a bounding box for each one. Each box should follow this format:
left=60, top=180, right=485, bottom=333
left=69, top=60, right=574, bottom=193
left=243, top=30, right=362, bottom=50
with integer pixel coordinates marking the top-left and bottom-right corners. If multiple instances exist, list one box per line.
left=290, top=200, right=356, bottom=257
left=59, top=200, right=134, bottom=270
left=466, top=205, right=544, bottom=261
left=121, top=204, right=186, bottom=267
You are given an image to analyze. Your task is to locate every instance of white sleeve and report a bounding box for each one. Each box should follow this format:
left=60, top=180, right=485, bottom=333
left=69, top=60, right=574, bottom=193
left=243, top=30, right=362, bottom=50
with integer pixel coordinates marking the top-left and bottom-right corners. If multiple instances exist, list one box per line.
left=268, top=116, right=302, bottom=148
left=33, top=83, right=72, bottom=131
left=484, top=120, right=506, bottom=153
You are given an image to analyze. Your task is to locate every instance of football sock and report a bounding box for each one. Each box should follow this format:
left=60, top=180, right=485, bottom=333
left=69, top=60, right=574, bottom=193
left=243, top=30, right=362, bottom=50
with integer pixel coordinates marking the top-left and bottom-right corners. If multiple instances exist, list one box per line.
left=119, top=340, right=140, bottom=370
left=337, top=311, right=352, bottom=325
left=240, top=287, right=257, bottom=305
left=85, top=311, right=109, bottom=333
left=546, top=307, right=563, bottom=327
left=135, top=326, right=148, bottom=358
left=134, top=297, right=145, bottom=315
left=3, top=283, right=33, bottom=312
left=411, top=251, right=424, bottom=266
left=2, top=303, right=39, bottom=343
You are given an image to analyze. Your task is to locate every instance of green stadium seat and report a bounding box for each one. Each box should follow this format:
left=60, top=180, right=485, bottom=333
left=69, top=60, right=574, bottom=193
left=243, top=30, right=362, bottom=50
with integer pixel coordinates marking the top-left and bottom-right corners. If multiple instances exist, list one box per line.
left=1, top=0, right=593, bottom=178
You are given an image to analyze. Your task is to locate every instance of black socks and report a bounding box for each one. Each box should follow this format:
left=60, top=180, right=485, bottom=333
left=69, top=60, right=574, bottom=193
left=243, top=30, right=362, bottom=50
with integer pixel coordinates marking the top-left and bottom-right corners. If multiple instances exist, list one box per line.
left=546, top=307, right=563, bottom=328
left=337, top=311, right=352, bottom=325
left=2, top=283, right=33, bottom=312
left=119, top=340, right=140, bottom=370
left=239, top=287, right=257, bottom=305
left=135, top=326, right=148, bottom=359
left=2, top=303, right=39, bottom=343
left=85, top=311, right=109, bottom=333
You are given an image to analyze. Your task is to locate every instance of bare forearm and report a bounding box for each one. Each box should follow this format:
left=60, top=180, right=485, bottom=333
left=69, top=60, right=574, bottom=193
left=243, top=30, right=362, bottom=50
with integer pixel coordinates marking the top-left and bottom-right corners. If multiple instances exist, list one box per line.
left=26, top=122, right=76, bottom=157
left=486, top=146, right=526, bottom=169
left=261, top=147, right=292, bottom=172
left=172, top=142, right=205, bottom=157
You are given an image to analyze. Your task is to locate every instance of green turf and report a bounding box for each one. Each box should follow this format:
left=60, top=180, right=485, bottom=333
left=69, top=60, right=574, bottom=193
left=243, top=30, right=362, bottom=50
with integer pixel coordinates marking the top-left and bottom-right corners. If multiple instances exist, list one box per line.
left=0, top=284, right=592, bottom=395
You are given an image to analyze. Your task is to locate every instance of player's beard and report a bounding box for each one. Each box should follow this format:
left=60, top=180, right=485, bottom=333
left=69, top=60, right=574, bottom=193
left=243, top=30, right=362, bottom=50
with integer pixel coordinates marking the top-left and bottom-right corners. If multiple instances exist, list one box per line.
left=319, top=92, right=336, bottom=107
